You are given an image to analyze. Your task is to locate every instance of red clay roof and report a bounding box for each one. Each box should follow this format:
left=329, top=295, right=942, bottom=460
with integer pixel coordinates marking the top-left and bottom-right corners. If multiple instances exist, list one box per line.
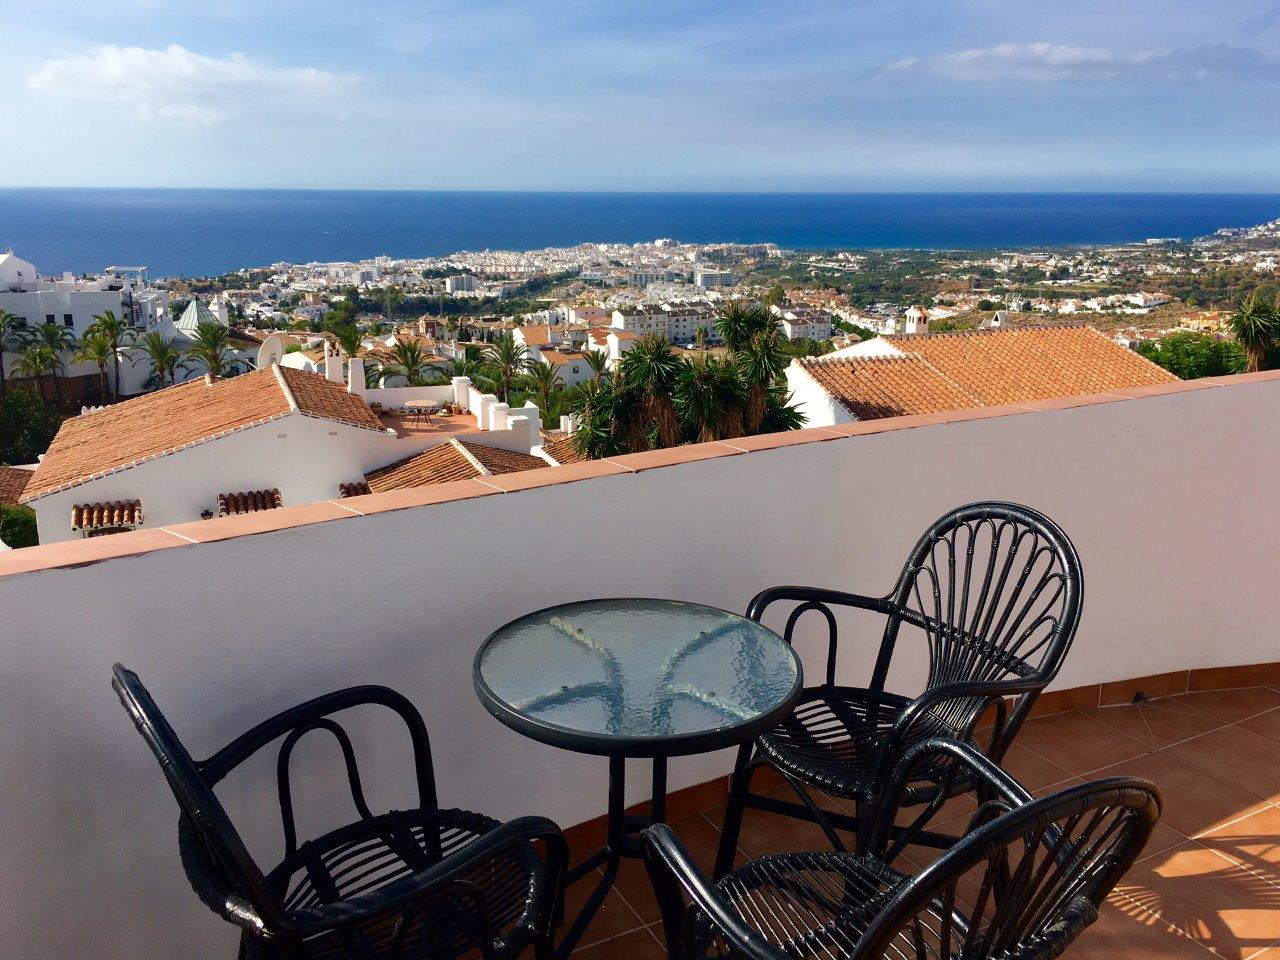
left=883, top=325, right=1177, bottom=406
left=365, top=439, right=550, bottom=492
left=0, top=467, right=31, bottom=506
left=22, top=366, right=384, bottom=502
left=70, top=500, right=142, bottom=531
left=540, top=431, right=587, bottom=465
left=801, top=325, right=1178, bottom=420
left=217, top=489, right=283, bottom=516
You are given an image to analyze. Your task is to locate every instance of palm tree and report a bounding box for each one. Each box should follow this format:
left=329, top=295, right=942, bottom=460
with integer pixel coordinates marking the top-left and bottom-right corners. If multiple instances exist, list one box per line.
left=33, top=322, right=75, bottom=406
left=524, top=361, right=564, bottom=415
left=584, top=349, right=609, bottom=380
left=132, top=332, right=186, bottom=389
left=87, top=309, right=133, bottom=400
left=715, top=300, right=773, bottom=352
left=73, top=332, right=113, bottom=403
left=0, top=309, right=30, bottom=401
left=735, top=329, right=789, bottom=432
left=620, top=333, right=683, bottom=448
left=675, top=355, right=747, bottom=443
left=383, top=339, right=433, bottom=386
left=380, top=287, right=405, bottom=324
left=186, top=321, right=234, bottom=378
left=1229, top=291, right=1278, bottom=373
left=483, top=332, right=532, bottom=403
left=13, top=345, right=57, bottom=407
left=568, top=370, right=645, bottom=458
left=444, top=316, right=461, bottom=341
left=331, top=323, right=365, bottom=360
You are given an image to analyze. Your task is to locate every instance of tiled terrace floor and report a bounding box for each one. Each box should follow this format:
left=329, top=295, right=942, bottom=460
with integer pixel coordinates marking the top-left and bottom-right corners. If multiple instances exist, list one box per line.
left=378, top=411, right=479, bottom=439
left=566, top=685, right=1280, bottom=960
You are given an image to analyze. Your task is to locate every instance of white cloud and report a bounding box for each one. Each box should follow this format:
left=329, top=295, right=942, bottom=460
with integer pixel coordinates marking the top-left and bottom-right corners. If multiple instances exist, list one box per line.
left=26, top=44, right=346, bottom=126
left=880, top=42, right=1273, bottom=84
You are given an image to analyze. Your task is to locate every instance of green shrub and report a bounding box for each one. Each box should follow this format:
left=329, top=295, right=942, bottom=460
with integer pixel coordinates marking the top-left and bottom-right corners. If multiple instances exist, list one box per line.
left=0, top=505, right=37, bottom=548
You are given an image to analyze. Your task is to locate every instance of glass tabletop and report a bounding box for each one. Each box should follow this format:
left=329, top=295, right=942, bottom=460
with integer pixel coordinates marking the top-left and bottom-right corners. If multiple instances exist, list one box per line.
left=473, top=598, right=803, bottom=757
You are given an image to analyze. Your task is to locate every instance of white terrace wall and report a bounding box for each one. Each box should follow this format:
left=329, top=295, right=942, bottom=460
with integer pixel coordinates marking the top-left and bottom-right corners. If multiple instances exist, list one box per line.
left=1, top=379, right=1279, bottom=958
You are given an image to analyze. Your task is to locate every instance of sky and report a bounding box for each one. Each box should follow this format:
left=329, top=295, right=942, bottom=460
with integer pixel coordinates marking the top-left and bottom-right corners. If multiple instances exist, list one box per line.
left=3, top=0, right=1280, bottom=192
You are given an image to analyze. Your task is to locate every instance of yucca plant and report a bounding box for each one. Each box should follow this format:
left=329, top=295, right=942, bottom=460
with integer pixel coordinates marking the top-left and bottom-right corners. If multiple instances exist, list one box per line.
left=1229, top=290, right=1278, bottom=373
left=620, top=333, right=683, bottom=447
left=735, top=328, right=789, bottom=432
left=675, top=355, right=746, bottom=443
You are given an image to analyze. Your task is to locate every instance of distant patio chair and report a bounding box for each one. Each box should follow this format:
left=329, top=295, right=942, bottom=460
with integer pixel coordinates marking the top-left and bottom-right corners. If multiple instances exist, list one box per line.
left=715, top=501, right=1084, bottom=874
left=646, top=739, right=1159, bottom=960
left=112, top=664, right=566, bottom=960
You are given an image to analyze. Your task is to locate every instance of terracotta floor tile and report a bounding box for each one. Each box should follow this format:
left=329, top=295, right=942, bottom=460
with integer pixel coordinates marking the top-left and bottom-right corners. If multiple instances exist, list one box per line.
left=1170, top=689, right=1280, bottom=725
left=1168, top=727, right=1280, bottom=802
left=1098, top=751, right=1270, bottom=839
left=1070, top=897, right=1217, bottom=960
left=1199, top=805, right=1280, bottom=881
left=611, top=812, right=722, bottom=923
left=1142, top=822, right=1199, bottom=862
left=1115, top=841, right=1280, bottom=959
left=1014, top=710, right=1151, bottom=775
left=571, top=924, right=664, bottom=960
left=999, top=741, right=1074, bottom=790
left=1238, top=709, right=1280, bottom=744
left=1086, top=701, right=1227, bottom=749
left=731, top=802, right=840, bottom=863
left=563, top=869, right=646, bottom=949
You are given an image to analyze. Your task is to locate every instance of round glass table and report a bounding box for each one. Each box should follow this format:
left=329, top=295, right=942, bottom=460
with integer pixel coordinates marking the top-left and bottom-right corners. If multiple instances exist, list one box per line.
left=474, top=598, right=802, bottom=956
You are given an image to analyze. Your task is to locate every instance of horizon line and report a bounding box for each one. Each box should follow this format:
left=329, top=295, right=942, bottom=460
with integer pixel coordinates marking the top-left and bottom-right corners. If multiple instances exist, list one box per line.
left=3, top=186, right=1280, bottom=197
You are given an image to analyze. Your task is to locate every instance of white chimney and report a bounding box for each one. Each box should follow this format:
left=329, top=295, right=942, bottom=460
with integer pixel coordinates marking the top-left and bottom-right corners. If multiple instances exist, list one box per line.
left=324, top=347, right=343, bottom=384
left=347, top=356, right=365, bottom=396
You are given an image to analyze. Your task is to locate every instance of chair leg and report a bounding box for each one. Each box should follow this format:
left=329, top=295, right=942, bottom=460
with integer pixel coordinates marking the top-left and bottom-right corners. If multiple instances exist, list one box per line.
left=713, top=741, right=755, bottom=879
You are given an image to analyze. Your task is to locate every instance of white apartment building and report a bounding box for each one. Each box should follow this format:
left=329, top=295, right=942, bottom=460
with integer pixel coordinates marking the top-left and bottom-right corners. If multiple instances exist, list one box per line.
left=771, top=305, right=833, bottom=341
left=693, top=267, right=737, bottom=289
left=661, top=301, right=721, bottom=344
left=611, top=305, right=668, bottom=337
left=445, top=274, right=479, bottom=294
left=0, top=251, right=169, bottom=336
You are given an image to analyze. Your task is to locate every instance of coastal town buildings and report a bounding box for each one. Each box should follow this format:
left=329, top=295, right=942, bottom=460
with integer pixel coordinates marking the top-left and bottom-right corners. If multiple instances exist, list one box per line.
left=0, top=251, right=169, bottom=336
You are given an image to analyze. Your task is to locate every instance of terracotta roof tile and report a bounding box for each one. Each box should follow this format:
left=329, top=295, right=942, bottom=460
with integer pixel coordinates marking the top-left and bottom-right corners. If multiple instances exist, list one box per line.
left=71, top=500, right=142, bottom=531
left=519, top=324, right=555, bottom=346
left=338, top=481, right=371, bottom=498
left=22, top=366, right=384, bottom=502
left=799, top=355, right=980, bottom=420
left=883, top=325, right=1177, bottom=406
left=540, top=431, right=587, bottom=465
left=801, top=325, right=1179, bottom=421
left=217, top=489, right=283, bottom=516
left=0, top=466, right=31, bottom=506
left=365, top=439, right=549, bottom=492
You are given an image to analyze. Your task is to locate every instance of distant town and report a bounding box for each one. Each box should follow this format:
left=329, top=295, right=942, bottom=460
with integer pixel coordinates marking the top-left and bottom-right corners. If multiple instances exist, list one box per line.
left=2, top=216, right=1279, bottom=549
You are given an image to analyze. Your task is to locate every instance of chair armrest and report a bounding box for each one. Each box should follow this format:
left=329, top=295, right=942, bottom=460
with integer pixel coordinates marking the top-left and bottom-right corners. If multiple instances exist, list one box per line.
left=746, top=585, right=896, bottom=622
left=747, top=587, right=897, bottom=687
left=641, top=824, right=788, bottom=960
left=868, top=738, right=1035, bottom=861
left=287, top=816, right=568, bottom=937
left=199, top=685, right=435, bottom=806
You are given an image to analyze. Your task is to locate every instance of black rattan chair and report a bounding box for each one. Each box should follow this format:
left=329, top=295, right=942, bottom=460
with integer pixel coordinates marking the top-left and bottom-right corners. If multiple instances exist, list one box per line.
left=715, top=502, right=1083, bottom=874
left=112, top=664, right=567, bottom=960
left=646, top=739, right=1158, bottom=960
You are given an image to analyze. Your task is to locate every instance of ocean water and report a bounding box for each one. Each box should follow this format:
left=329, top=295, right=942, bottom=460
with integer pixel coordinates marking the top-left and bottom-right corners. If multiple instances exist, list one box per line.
left=1, top=188, right=1278, bottom=278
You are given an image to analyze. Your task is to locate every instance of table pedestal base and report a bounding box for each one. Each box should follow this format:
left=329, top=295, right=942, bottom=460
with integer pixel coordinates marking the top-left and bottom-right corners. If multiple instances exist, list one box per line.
left=557, top=755, right=667, bottom=958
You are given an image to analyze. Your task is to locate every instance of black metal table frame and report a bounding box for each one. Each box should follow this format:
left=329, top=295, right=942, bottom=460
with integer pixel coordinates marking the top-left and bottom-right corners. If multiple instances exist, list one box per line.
left=473, top=598, right=803, bottom=959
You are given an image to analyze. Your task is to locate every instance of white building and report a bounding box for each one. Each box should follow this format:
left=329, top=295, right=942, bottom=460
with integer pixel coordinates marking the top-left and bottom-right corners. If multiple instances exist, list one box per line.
left=693, top=267, right=737, bottom=290
left=611, top=306, right=668, bottom=337
left=771, top=305, right=833, bottom=341
left=445, top=275, right=479, bottom=294
left=0, top=251, right=169, bottom=337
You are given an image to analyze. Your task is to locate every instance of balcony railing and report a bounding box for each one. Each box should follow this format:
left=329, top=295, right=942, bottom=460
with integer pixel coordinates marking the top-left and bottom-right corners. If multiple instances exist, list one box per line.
left=2, top=371, right=1279, bottom=959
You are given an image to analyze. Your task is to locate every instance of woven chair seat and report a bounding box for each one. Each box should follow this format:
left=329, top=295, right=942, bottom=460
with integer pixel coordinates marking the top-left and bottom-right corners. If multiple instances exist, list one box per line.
left=706, top=851, right=919, bottom=959
left=253, top=807, right=545, bottom=960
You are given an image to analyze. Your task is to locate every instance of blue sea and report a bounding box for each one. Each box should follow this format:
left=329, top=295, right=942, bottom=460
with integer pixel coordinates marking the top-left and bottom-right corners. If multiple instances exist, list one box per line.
left=2, top=189, right=1278, bottom=279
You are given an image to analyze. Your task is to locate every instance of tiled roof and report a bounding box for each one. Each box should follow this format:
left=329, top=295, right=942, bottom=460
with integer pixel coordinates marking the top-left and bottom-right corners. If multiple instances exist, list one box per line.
left=71, top=500, right=142, bottom=531
left=519, top=324, right=555, bottom=346
left=0, top=466, right=31, bottom=506
left=277, top=366, right=385, bottom=431
left=217, top=489, right=283, bottom=516
left=338, top=481, right=371, bottom=498
left=365, top=439, right=549, bottom=492
left=799, top=356, right=979, bottom=420
left=883, top=325, right=1177, bottom=406
left=22, top=365, right=384, bottom=502
left=540, top=431, right=587, bottom=465
left=800, top=325, right=1179, bottom=421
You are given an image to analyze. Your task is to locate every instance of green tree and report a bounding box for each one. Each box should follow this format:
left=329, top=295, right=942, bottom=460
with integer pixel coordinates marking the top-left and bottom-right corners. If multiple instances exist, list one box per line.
left=483, top=332, right=532, bottom=404
left=186, top=321, right=234, bottom=378
left=524, top=361, right=564, bottom=415
left=73, top=332, right=114, bottom=402
left=735, top=329, right=789, bottom=433
left=1229, top=291, right=1278, bottom=373
left=763, top=283, right=787, bottom=309
left=0, top=382, right=62, bottom=463
left=1136, top=332, right=1245, bottom=379
left=567, top=370, right=645, bottom=458
left=715, top=301, right=774, bottom=351
left=34, top=323, right=74, bottom=406
left=0, top=504, right=37, bottom=548
left=584, top=349, right=609, bottom=380
left=86, top=309, right=133, bottom=400
left=13, top=345, right=58, bottom=407
left=675, top=355, right=746, bottom=442
left=620, top=333, right=683, bottom=447
left=0, top=309, right=30, bottom=402
left=382, top=339, right=435, bottom=386
left=379, top=287, right=405, bottom=323
left=132, top=332, right=186, bottom=388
